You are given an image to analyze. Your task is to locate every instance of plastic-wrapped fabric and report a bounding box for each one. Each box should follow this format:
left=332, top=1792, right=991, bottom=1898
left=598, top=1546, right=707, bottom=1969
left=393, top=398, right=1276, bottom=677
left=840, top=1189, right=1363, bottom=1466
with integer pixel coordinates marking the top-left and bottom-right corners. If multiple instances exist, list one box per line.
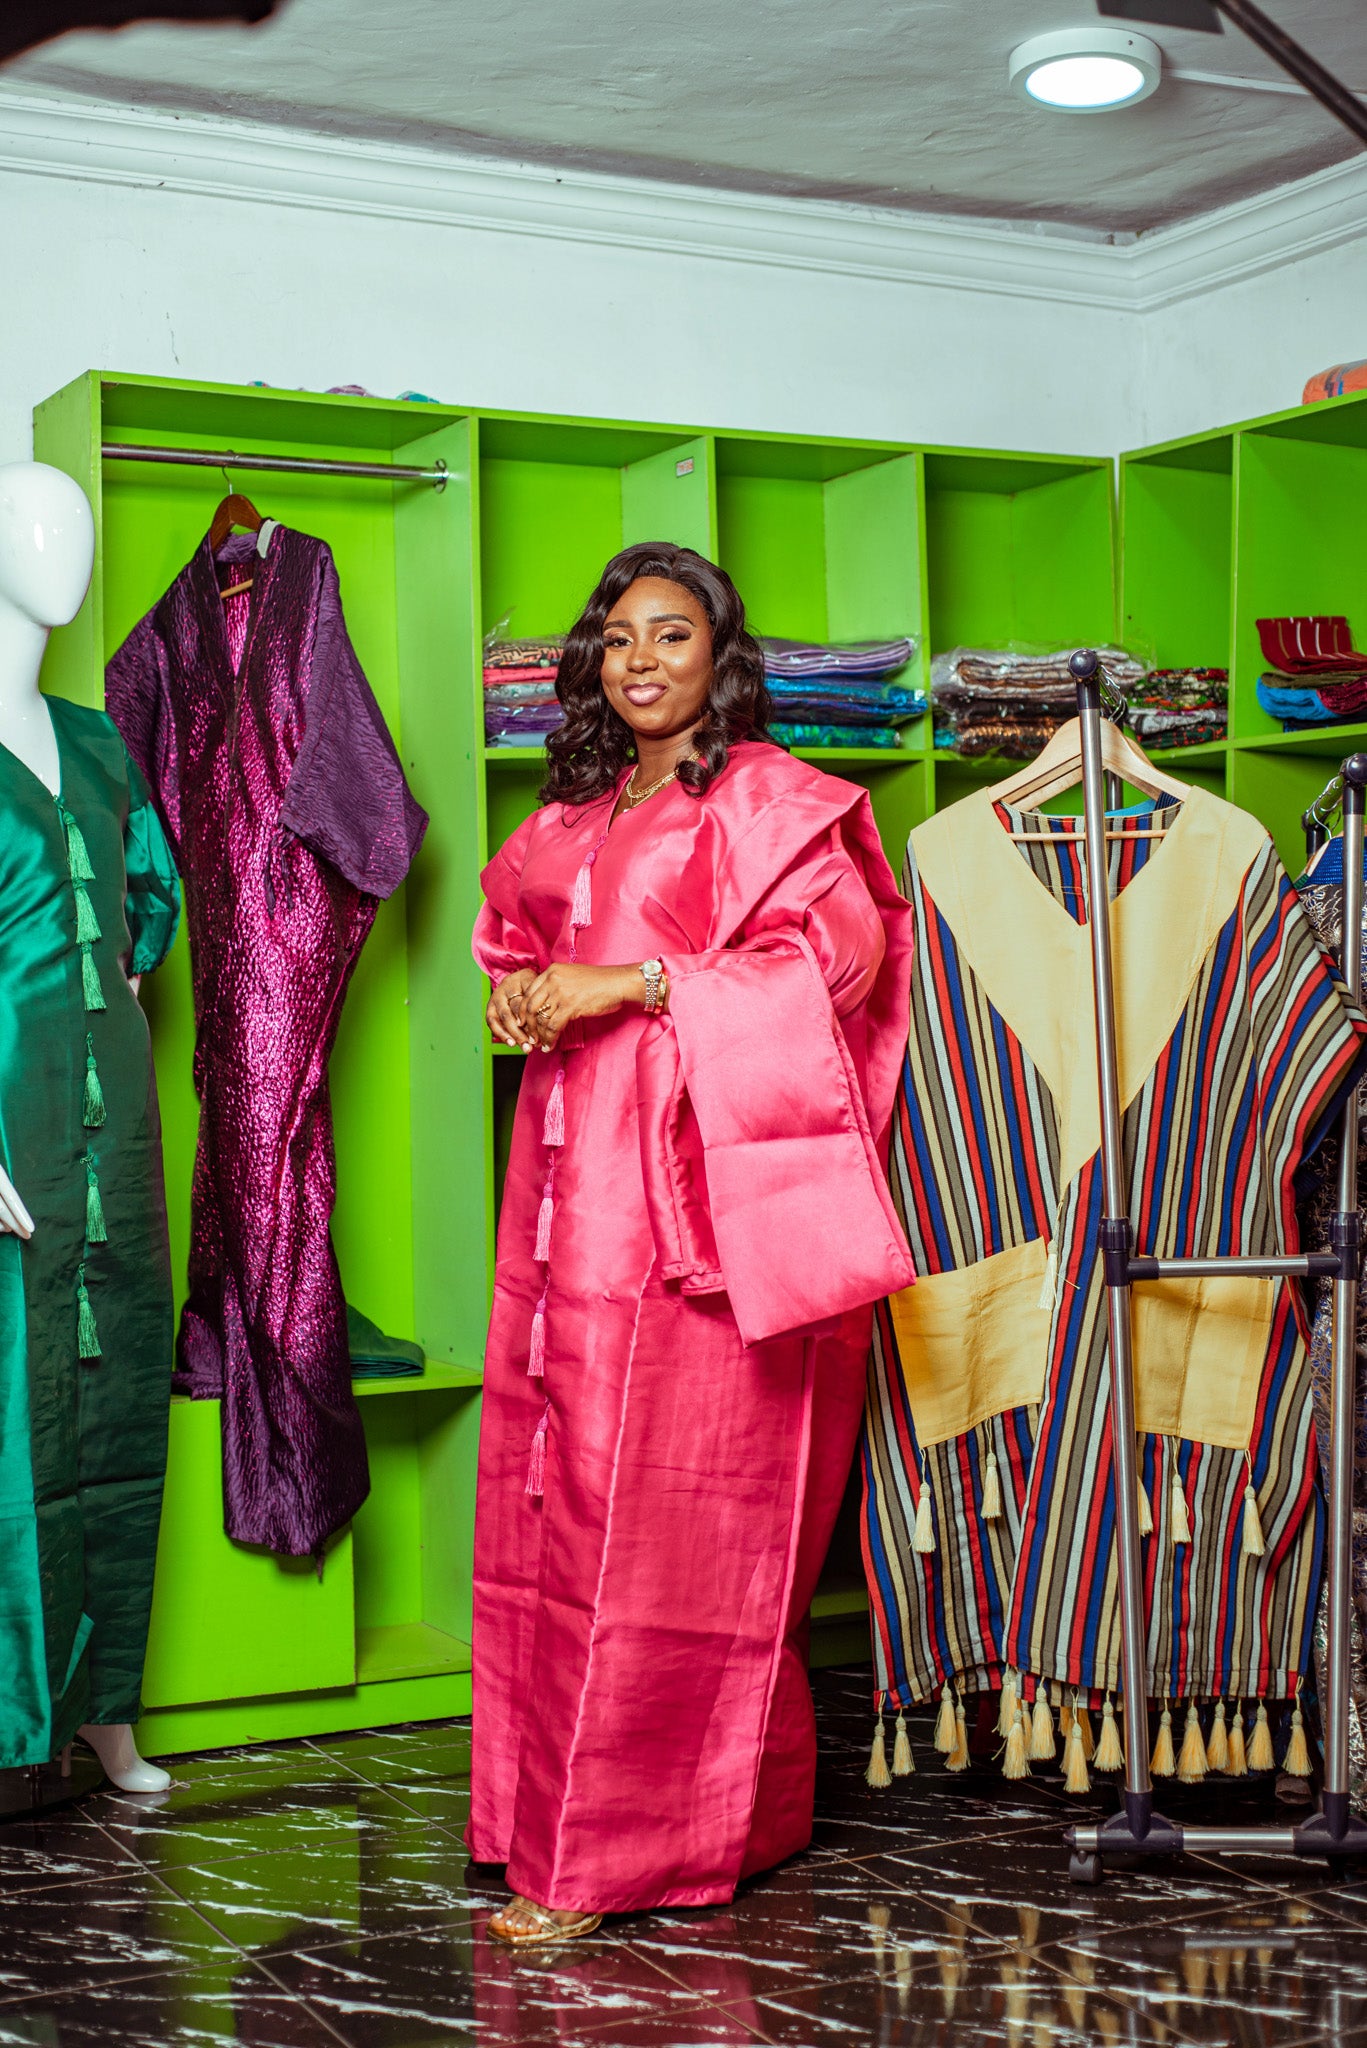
left=760, top=635, right=917, bottom=679
left=482, top=635, right=565, bottom=670
left=772, top=723, right=904, bottom=750
left=766, top=679, right=925, bottom=726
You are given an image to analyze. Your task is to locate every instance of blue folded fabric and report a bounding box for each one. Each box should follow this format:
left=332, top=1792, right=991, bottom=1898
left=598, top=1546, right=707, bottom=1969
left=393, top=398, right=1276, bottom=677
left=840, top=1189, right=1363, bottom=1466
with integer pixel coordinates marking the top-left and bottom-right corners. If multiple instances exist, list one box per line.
left=1257, top=677, right=1337, bottom=726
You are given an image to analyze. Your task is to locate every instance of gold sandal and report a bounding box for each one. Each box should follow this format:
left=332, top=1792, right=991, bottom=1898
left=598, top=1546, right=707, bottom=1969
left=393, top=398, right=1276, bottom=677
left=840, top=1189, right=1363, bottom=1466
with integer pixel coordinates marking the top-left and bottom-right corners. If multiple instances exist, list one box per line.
left=488, top=1896, right=604, bottom=1946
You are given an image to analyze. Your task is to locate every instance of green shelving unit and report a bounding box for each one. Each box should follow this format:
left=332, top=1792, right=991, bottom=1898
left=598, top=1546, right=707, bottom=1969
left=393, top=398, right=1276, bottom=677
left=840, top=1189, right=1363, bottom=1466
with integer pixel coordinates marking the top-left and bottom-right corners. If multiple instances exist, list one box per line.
left=1120, top=387, right=1367, bottom=875
left=33, top=370, right=1118, bottom=1753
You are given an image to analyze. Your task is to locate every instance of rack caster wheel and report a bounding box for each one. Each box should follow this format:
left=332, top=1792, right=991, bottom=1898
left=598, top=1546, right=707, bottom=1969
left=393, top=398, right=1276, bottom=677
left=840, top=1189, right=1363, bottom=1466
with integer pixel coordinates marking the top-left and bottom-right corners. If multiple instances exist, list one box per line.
left=1068, top=1851, right=1103, bottom=1886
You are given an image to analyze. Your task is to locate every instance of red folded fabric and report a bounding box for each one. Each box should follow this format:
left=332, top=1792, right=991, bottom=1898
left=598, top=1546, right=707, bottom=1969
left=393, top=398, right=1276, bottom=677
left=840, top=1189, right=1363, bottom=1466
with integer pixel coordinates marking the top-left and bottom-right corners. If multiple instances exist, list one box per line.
left=1256, top=616, right=1367, bottom=675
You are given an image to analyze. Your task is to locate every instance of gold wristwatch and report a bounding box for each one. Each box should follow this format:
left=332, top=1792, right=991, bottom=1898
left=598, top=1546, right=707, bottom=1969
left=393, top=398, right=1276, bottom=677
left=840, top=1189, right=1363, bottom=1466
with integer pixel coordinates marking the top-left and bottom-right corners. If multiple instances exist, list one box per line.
left=642, top=959, right=666, bottom=1014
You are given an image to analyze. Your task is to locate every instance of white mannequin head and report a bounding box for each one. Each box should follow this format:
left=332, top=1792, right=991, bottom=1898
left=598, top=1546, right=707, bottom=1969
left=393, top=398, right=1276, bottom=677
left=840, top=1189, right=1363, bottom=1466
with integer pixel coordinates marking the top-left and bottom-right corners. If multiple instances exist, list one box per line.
left=0, top=461, right=94, bottom=628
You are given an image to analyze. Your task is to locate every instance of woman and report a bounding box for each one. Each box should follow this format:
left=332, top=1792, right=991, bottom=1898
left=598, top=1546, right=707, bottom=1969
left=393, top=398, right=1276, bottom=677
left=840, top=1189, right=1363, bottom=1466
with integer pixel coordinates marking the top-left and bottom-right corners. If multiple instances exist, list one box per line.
left=471, top=541, right=914, bottom=1942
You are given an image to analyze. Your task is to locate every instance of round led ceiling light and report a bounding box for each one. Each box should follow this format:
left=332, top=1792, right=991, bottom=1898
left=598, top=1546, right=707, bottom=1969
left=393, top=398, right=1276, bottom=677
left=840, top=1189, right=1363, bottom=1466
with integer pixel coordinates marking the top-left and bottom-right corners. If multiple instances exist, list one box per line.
left=1008, top=27, right=1162, bottom=111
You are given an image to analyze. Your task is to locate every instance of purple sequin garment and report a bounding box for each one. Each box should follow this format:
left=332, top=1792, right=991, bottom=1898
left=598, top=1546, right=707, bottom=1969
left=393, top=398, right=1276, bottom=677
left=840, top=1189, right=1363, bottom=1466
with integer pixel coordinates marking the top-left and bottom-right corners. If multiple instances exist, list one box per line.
left=106, top=528, right=428, bottom=1556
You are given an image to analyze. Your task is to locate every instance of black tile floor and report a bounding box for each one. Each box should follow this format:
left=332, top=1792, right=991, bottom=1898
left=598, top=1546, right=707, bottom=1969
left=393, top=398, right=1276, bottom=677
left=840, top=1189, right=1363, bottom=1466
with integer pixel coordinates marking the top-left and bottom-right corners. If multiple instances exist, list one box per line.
left=2, top=1667, right=1365, bottom=2046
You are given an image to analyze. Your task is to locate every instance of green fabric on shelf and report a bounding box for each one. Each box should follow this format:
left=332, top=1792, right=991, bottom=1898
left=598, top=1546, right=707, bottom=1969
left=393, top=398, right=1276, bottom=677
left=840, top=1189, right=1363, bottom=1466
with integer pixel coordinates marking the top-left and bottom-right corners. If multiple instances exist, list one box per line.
left=347, top=1304, right=426, bottom=1380
left=0, top=695, right=180, bottom=1768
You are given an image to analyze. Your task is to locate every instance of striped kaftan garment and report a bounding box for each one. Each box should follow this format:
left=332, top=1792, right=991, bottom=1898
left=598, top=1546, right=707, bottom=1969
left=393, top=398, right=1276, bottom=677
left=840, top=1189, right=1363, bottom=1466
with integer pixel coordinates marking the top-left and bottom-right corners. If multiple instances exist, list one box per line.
left=862, top=787, right=1367, bottom=1710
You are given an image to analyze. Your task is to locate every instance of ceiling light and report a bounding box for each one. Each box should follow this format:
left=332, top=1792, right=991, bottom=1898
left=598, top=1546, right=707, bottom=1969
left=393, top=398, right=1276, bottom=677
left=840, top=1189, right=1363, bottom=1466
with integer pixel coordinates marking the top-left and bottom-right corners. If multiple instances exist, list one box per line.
left=1009, top=27, right=1162, bottom=111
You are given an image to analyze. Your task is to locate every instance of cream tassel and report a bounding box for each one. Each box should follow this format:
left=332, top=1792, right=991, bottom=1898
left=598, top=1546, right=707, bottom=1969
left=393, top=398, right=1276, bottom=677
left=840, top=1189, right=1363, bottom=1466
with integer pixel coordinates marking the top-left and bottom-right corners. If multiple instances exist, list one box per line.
left=947, top=1699, right=970, bottom=1772
left=1284, top=1684, right=1313, bottom=1778
left=1227, top=1703, right=1248, bottom=1777
left=1094, top=1695, right=1124, bottom=1772
left=892, top=1710, right=915, bottom=1777
left=1058, top=1691, right=1075, bottom=1742
left=1151, top=1701, right=1175, bottom=1776
left=1063, top=1714, right=1091, bottom=1795
left=1029, top=1692, right=1056, bottom=1763
left=982, top=1444, right=1002, bottom=1522
left=1248, top=1700, right=1276, bottom=1771
left=1002, top=1700, right=1031, bottom=1779
left=1206, top=1699, right=1230, bottom=1773
left=1137, top=1473, right=1154, bottom=1537
left=912, top=1456, right=936, bottom=1554
left=1075, top=1699, right=1095, bottom=1762
left=1170, top=1454, right=1193, bottom=1546
left=1242, top=1453, right=1266, bottom=1558
left=1177, top=1701, right=1208, bottom=1782
left=866, top=1698, right=892, bottom=1788
left=933, top=1682, right=957, bottom=1753
left=998, top=1667, right=1018, bottom=1740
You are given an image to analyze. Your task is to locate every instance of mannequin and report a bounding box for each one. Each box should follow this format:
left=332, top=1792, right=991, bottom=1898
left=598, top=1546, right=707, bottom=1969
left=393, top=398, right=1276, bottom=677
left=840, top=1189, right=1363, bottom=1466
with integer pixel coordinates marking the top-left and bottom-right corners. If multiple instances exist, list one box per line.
left=0, top=461, right=169, bottom=1795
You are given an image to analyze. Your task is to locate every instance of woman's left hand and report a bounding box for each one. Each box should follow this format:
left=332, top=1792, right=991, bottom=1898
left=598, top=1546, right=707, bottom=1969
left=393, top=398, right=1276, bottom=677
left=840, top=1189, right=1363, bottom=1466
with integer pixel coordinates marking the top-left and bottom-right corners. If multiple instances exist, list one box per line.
left=521, top=963, right=649, bottom=1050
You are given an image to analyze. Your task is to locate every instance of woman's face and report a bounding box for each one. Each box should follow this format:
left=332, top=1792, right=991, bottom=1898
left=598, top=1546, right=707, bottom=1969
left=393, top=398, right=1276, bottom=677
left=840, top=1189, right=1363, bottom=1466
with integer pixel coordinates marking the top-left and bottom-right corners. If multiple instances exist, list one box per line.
left=600, top=577, right=714, bottom=744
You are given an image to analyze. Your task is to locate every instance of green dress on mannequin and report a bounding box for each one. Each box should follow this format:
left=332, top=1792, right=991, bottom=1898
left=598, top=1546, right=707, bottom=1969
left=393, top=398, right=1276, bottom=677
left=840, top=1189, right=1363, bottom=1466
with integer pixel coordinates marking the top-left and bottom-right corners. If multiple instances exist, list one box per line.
left=0, top=692, right=180, bottom=1768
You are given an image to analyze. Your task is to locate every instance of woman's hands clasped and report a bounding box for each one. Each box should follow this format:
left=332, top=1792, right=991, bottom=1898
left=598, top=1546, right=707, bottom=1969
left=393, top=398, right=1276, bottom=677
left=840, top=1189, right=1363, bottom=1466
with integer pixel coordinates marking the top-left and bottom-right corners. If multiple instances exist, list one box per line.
left=486, top=963, right=651, bottom=1053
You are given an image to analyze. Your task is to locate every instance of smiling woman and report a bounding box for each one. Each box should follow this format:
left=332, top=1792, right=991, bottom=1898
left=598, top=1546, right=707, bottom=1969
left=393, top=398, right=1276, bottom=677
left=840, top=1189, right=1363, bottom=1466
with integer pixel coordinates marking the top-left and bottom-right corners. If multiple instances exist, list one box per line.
left=469, top=542, right=916, bottom=1944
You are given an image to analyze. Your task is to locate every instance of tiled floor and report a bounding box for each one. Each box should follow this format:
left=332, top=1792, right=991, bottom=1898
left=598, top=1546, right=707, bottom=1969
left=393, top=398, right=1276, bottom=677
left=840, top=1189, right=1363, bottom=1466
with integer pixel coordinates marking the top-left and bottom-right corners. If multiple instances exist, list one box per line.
left=1, top=1668, right=1365, bottom=2045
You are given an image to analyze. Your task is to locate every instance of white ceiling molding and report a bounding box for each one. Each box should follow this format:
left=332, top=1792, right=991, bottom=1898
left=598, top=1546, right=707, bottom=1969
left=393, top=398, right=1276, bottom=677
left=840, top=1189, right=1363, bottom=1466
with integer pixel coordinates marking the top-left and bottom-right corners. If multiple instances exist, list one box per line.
left=0, top=87, right=1362, bottom=315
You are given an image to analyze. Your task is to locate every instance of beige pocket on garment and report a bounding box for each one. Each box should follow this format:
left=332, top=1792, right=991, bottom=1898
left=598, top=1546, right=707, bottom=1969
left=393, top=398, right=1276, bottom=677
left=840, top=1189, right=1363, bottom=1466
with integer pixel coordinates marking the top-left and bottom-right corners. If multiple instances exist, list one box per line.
left=889, top=1238, right=1053, bottom=1447
left=1131, top=1275, right=1275, bottom=1450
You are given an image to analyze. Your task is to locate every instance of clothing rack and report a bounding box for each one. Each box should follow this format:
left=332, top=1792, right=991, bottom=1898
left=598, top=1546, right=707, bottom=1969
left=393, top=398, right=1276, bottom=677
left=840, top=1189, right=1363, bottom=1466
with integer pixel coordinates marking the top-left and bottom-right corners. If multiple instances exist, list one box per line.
left=1064, top=648, right=1367, bottom=1882
left=1304, top=775, right=1344, bottom=861
left=101, top=444, right=449, bottom=490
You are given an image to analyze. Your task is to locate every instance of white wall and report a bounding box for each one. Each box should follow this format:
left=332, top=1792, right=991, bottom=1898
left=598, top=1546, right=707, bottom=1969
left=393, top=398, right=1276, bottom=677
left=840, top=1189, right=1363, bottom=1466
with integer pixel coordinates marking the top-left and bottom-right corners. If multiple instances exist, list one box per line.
left=0, top=153, right=1139, bottom=466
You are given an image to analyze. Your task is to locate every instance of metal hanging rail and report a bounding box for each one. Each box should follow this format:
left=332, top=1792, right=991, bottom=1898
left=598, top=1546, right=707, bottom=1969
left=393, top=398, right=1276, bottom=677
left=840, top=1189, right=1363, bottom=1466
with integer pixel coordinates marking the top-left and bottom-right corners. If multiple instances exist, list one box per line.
left=101, top=443, right=449, bottom=490
left=1065, top=647, right=1367, bottom=1881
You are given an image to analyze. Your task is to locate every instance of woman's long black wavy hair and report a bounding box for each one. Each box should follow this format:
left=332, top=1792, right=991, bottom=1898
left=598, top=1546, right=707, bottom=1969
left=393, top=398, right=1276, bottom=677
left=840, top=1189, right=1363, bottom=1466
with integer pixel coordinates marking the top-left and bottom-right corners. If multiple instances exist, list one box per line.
left=539, top=542, right=775, bottom=807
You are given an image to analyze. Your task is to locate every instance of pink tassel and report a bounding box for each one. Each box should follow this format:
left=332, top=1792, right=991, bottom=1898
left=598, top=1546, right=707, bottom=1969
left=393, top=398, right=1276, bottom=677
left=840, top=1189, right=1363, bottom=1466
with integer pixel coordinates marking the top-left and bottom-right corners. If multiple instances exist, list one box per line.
left=534, top=1175, right=554, bottom=1261
left=570, top=853, right=595, bottom=929
left=526, top=1405, right=549, bottom=1497
left=528, top=1298, right=546, bottom=1377
left=543, top=1067, right=565, bottom=1147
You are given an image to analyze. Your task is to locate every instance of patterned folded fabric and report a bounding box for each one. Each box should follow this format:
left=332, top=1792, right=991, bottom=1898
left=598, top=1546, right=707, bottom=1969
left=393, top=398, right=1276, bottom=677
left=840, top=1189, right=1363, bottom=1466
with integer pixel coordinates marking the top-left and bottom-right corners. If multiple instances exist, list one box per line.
left=932, top=645, right=1146, bottom=702
left=771, top=723, right=903, bottom=749
left=1256, top=616, right=1367, bottom=677
left=482, top=635, right=566, bottom=670
left=766, top=678, right=925, bottom=726
left=760, top=636, right=916, bottom=679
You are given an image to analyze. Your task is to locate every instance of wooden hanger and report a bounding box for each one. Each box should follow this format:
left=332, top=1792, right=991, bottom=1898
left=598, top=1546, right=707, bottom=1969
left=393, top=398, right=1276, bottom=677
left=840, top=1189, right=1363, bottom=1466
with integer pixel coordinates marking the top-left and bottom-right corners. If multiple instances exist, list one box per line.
left=987, top=717, right=1192, bottom=840
left=208, top=491, right=264, bottom=600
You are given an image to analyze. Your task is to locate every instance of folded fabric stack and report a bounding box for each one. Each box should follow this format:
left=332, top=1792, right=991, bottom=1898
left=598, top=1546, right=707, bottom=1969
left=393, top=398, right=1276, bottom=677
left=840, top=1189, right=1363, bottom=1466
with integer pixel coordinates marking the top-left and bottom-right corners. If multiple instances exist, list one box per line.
left=932, top=645, right=1145, bottom=759
left=1254, top=616, right=1367, bottom=731
left=1123, top=668, right=1228, bottom=749
left=760, top=636, right=923, bottom=746
left=484, top=634, right=564, bottom=746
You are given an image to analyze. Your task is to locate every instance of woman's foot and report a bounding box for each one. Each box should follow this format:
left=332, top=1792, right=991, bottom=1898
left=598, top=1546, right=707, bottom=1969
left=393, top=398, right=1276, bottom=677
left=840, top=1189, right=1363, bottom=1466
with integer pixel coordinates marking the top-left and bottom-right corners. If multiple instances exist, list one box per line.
left=488, top=1896, right=603, bottom=1945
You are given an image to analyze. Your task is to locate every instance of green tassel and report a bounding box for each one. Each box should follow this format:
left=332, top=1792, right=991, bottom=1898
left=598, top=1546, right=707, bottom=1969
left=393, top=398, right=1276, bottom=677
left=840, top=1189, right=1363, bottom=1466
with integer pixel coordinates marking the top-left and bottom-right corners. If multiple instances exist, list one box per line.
left=83, top=1035, right=106, bottom=1129
left=63, top=810, right=95, bottom=883
left=74, top=884, right=101, bottom=945
left=81, top=943, right=105, bottom=1013
left=84, top=1153, right=107, bottom=1245
left=76, top=1267, right=101, bottom=1359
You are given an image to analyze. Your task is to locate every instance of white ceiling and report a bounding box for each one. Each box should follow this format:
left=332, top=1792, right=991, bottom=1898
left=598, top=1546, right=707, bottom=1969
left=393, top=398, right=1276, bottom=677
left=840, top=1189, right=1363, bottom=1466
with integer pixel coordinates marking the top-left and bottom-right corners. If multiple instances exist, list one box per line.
left=2, top=0, right=1363, bottom=235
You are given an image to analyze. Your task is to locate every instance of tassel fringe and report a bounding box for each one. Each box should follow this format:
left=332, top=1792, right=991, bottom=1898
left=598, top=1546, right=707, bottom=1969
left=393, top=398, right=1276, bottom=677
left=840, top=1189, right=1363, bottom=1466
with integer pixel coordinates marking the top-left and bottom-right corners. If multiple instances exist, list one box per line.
left=1094, top=1696, right=1124, bottom=1772
left=1075, top=1703, right=1095, bottom=1762
left=1242, top=1455, right=1266, bottom=1557
left=525, top=1405, right=549, bottom=1497
left=528, top=1300, right=546, bottom=1377
left=1063, top=1715, right=1091, bottom=1795
left=63, top=811, right=95, bottom=882
left=570, top=855, right=595, bottom=929
left=1228, top=1704, right=1248, bottom=1777
left=534, top=1184, right=554, bottom=1262
left=934, top=1682, right=957, bottom=1754
left=1059, top=1693, right=1075, bottom=1742
left=542, top=1067, right=565, bottom=1148
left=74, top=884, right=101, bottom=945
left=1137, top=1477, right=1154, bottom=1537
left=866, top=1700, right=891, bottom=1788
left=1206, top=1700, right=1230, bottom=1774
left=912, top=1460, right=936, bottom=1554
left=83, top=1034, right=105, bottom=1128
left=982, top=1445, right=1002, bottom=1522
left=1177, top=1701, right=1208, bottom=1782
left=998, top=1669, right=1019, bottom=1740
left=1029, top=1694, right=1056, bottom=1763
left=946, top=1701, right=970, bottom=1772
left=81, top=944, right=105, bottom=1013
left=1002, top=1701, right=1030, bottom=1779
left=76, top=1266, right=101, bottom=1359
left=1151, top=1702, right=1175, bottom=1777
left=892, top=1711, right=915, bottom=1777
left=1284, top=1687, right=1313, bottom=1778
left=1248, top=1700, right=1276, bottom=1772
left=1170, top=1459, right=1193, bottom=1546
left=83, top=1153, right=107, bottom=1246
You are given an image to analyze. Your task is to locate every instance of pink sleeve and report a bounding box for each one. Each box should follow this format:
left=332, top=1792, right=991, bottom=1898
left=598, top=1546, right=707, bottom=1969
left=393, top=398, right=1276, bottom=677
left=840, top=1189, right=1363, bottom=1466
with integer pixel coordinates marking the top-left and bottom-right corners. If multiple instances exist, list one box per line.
left=471, top=817, right=539, bottom=981
left=646, top=833, right=914, bottom=1346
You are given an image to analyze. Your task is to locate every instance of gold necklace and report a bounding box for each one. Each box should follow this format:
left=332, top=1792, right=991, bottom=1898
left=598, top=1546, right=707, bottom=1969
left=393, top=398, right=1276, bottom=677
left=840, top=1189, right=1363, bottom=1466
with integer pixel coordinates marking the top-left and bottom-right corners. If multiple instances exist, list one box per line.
left=622, top=763, right=681, bottom=808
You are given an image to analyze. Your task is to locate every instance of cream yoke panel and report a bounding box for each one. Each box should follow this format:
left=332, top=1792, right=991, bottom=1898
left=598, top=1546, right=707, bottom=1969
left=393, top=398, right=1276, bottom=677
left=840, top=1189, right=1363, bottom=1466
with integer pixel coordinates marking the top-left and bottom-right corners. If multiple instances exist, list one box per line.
left=908, top=787, right=1271, bottom=1195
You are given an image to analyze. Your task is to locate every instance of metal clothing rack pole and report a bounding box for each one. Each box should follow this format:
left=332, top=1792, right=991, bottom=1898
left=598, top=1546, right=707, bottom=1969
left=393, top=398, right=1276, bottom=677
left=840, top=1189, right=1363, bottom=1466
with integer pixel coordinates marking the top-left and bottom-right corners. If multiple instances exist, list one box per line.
left=1064, top=646, right=1367, bottom=1881
left=101, top=444, right=449, bottom=490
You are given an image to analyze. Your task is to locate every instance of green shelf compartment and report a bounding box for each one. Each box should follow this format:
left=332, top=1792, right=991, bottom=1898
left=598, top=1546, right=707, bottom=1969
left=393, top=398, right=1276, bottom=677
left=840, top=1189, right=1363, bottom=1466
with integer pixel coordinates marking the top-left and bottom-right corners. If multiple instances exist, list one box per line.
left=1120, top=434, right=1233, bottom=673
left=1232, top=411, right=1367, bottom=743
